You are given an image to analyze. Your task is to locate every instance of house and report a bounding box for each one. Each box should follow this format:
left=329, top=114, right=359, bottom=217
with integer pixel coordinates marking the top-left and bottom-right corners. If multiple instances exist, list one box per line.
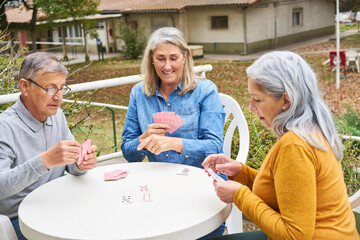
left=5, top=4, right=121, bottom=56
left=5, top=0, right=335, bottom=55
left=98, top=0, right=335, bottom=54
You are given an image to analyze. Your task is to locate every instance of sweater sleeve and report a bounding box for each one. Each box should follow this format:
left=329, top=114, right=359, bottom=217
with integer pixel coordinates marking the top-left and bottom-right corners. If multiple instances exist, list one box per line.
left=234, top=144, right=317, bottom=240
left=229, top=164, right=258, bottom=190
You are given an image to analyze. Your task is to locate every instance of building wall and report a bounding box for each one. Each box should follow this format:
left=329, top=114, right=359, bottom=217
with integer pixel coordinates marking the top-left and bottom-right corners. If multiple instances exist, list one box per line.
left=185, top=7, right=244, bottom=43
left=125, top=12, right=176, bottom=35
left=189, top=0, right=335, bottom=54
left=124, top=7, right=245, bottom=54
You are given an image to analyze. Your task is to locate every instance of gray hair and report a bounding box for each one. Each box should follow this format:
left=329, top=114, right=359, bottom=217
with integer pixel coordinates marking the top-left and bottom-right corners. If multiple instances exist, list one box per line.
left=246, top=51, right=344, bottom=161
left=19, top=52, right=68, bottom=81
left=141, top=27, right=198, bottom=96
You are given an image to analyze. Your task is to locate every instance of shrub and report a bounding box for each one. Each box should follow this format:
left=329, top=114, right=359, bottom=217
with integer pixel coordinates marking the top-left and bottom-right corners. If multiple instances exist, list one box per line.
left=336, top=105, right=360, bottom=195
left=118, top=23, right=147, bottom=59
left=0, top=30, right=25, bottom=112
left=338, top=105, right=360, bottom=136
left=225, top=107, right=275, bottom=170
left=342, top=138, right=360, bottom=196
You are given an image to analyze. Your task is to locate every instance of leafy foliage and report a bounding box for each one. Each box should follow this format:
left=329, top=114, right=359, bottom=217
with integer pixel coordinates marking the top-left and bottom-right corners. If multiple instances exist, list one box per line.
left=338, top=105, right=360, bottom=136
left=35, top=0, right=100, bottom=21
left=0, top=30, right=25, bottom=112
left=342, top=138, right=360, bottom=195
left=118, top=23, right=147, bottom=59
left=340, top=0, right=360, bottom=12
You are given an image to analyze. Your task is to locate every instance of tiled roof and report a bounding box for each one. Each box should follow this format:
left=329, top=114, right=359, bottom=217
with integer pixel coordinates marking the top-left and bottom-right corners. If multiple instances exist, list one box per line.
left=6, top=5, right=45, bottom=23
left=6, top=0, right=259, bottom=23
left=99, top=0, right=260, bottom=13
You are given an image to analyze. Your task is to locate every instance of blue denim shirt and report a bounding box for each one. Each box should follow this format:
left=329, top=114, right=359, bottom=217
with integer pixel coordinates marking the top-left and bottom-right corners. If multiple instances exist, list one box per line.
left=121, top=79, right=225, bottom=168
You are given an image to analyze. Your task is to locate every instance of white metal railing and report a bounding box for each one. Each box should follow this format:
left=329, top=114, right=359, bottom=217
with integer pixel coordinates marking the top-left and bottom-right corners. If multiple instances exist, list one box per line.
left=62, top=99, right=128, bottom=110
left=0, top=64, right=212, bottom=104
left=0, top=65, right=213, bottom=162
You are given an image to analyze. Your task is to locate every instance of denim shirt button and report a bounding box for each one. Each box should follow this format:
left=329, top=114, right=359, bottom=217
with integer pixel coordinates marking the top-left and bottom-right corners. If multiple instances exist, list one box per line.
left=141, top=153, right=144, bottom=156
left=165, top=154, right=169, bottom=157
left=167, top=102, right=171, bottom=107
left=185, top=155, right=189, bottom=158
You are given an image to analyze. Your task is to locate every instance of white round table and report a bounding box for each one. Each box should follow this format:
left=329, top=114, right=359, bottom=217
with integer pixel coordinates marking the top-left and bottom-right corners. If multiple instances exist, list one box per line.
left=19, top=162, right=231, bottom=240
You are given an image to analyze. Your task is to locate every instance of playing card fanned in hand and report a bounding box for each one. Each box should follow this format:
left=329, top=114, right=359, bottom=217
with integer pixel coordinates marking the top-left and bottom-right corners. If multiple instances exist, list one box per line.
left=77, top=139, right=91, bottom=165
left=104, top=169, right=129, bottom=181
left=153, top=111, right=184, bottom=134
left=206, top=168, right=224, bottom=182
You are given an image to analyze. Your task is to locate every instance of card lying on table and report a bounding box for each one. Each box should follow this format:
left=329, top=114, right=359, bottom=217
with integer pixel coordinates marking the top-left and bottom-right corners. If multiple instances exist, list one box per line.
left=153, top=111, right=184, bottom=134
left=77, top=139, right=91, bottom=165
left=104, top=169, right=129, bottom=181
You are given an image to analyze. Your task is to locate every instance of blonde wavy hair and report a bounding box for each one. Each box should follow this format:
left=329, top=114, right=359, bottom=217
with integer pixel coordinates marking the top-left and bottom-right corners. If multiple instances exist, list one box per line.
left=141, top=27, right=198, bottom=96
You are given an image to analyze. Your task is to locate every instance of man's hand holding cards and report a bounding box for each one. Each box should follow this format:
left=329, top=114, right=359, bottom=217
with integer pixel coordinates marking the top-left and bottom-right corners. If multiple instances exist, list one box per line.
left=76, top=139, right=98, bottom=170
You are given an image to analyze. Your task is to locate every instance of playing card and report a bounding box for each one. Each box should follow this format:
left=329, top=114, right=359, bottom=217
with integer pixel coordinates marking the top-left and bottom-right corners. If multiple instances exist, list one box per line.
left=168, top=114, right=184, bottom=134
left=77, top=139, right=91, bottom=165
left=176, top=167, right=190, bottom=175
left=137, top=185, right=153, bottom=202
left=138, top=192, right=153, bottom=202
left=153, top=111, right=184, bottom=134
left=104, top=169, right=129, bottom=181
left=121, top=195, right=133, bottom=204
left=206, top=168, right=224, bottom=182
left=139, top=185, right=150, bottom=192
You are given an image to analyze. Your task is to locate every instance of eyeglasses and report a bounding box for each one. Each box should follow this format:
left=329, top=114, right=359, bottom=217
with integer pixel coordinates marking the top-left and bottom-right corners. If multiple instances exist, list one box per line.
left=26, top=78, right=71, bottom=96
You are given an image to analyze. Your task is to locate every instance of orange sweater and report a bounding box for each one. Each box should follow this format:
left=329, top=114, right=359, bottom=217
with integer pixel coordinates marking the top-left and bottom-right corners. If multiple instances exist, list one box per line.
left=232, top=131, right=359, bottom=240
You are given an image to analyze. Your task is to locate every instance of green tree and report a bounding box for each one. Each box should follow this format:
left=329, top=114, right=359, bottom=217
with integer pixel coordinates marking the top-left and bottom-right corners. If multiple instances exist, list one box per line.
left=32, top=0, right=100, bottom=61
left=0, top=0, right=99, bottom=60
left=340, top=0, right=360, bottom=12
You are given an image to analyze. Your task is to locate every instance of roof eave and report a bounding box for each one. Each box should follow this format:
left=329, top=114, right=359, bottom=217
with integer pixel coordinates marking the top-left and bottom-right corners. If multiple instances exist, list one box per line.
left=100, top=1, right=260, bottom=14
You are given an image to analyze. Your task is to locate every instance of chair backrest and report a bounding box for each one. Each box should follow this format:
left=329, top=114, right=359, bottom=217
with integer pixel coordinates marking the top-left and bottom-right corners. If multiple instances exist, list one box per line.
left=0, top=215, right=18, bottom=240
left=219, top=93, right=250, bottom=234
left=350, top=189, right=360, bottom=209
left=219, top=93, right=249, bottom=164
left=346, top=50, right=358, bottom=60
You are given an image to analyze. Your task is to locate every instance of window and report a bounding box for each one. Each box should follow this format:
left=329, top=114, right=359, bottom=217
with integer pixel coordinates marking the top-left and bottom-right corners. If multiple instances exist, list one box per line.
left=211, top=16, right=228, bottom=29
left=58, top=24, right=83, bottom=43
left=5, top=0, right=21, bottom=7
left=96, top=21, right=105, bottom=29
left=292, top=8, right=303, bottom=27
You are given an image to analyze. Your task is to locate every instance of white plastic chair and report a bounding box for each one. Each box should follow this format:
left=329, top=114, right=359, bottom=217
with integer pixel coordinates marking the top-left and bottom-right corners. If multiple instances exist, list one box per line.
left=350, top=190, right=360, bottom=209
left=345, top=50, right=359, bottom=72
left=0, top=214, right=18, bottom=240
left=219, top=93, right=250, bottom=234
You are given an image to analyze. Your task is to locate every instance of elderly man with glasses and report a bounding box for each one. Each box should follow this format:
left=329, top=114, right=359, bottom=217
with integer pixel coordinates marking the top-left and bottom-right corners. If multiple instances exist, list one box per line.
left=0, top=52, right=97, bottom=239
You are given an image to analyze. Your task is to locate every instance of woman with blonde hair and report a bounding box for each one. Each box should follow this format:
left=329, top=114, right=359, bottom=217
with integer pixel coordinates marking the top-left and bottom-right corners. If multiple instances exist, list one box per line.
left=121, top=27, right=226, bottom=237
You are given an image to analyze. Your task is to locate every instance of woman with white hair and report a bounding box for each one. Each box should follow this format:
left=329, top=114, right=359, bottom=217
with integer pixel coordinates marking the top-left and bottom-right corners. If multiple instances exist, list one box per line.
left=203, top=51, right=359, bottom=239
left=121, top=27, right=226, bottom=237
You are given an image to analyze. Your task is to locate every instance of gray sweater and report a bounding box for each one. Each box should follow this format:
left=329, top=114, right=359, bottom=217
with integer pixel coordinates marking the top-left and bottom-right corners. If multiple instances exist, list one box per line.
left=0, top=99, right=85, bottom=218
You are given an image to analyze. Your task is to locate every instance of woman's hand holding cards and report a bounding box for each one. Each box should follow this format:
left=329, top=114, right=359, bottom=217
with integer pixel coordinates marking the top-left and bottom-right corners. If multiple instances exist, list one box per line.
left=139, top=123, right=169, bottom=141
left=137, top=135, right=183, bottom=155
left=202, top=153, right=243, bottom=177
